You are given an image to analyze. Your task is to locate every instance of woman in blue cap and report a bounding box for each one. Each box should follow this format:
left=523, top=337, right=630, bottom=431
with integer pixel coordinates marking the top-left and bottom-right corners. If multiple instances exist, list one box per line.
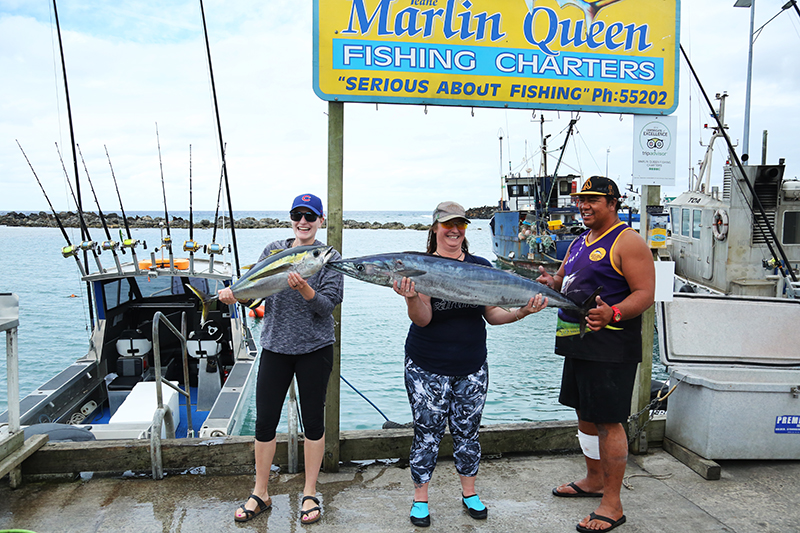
left=221, top=193, right=343, bottom=525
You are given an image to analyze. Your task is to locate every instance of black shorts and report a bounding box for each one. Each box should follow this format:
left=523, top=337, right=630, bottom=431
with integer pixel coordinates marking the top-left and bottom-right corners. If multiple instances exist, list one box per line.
left=558, top=357, right=639, bottom=424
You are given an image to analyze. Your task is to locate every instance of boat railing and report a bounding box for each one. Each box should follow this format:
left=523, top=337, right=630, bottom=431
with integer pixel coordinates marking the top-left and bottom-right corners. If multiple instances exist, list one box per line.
left=150, top=310, right=194, bottom=480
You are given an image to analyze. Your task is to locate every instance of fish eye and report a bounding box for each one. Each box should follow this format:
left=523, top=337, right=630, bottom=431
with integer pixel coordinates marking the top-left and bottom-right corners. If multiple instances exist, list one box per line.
left=356, top=264, right=364, bottom=271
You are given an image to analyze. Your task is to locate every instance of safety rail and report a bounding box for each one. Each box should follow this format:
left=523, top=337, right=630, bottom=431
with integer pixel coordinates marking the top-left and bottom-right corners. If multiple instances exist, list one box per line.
left=150, top=310, right=194, bottom=480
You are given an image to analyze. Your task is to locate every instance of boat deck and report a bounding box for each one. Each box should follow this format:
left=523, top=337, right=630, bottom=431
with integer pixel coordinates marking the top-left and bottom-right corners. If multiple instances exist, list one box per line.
left=2, top=447, right=797, bottom=532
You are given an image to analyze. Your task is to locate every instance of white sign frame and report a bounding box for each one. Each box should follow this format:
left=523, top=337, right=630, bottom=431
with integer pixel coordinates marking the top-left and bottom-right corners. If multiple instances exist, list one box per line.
left=632, top=115, right=677, bottom=186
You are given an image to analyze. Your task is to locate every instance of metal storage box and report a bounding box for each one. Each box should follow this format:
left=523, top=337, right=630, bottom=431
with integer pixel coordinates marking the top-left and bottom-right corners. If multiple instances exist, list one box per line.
left=657, top=293, right=800, bottom=460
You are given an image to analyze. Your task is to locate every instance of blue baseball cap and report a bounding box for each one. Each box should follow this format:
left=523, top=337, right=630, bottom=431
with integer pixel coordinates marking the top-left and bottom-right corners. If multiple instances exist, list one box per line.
left=290, top=193, right=323, bottom=216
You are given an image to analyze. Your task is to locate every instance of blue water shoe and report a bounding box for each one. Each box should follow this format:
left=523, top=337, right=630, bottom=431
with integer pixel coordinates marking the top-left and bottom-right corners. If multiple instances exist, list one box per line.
left=462, top=493, right=488, bottom=519
left=410, top=501, right=430, bottom=527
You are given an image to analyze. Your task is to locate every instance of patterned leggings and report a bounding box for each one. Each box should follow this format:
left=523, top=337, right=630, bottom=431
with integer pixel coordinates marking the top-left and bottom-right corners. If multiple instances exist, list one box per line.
left=404, top=356, right=488, bottom=485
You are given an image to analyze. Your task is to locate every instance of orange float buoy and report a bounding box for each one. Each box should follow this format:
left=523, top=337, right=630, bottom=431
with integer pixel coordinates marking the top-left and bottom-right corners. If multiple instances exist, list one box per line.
left=248, top=304, right=265, bottom=318
left=138, top=258, right=190, bottom=270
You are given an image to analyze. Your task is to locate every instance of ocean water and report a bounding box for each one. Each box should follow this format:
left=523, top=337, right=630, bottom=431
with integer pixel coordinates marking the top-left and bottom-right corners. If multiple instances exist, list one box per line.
left=0, top=211, right=668, bottom=433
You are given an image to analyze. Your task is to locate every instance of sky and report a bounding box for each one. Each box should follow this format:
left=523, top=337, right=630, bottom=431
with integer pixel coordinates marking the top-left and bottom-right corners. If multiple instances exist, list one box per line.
left=1, top=0, right=799, bottom=214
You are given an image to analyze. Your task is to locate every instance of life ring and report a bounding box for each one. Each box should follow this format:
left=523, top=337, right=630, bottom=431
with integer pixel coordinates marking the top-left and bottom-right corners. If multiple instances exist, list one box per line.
left=138, top=258, right=190, bottom=270
left=248, top=304, right=265, bottom=318
left=711, top=209, right=728, bottom=240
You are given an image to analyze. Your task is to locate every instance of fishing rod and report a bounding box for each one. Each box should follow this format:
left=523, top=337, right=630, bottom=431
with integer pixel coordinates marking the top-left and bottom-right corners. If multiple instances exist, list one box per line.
left=340, top=375, right=409, bottom=429
left=680, top=44, right=797, bottom=283
left=78, top=144, right=123, bottom=274
left=16, top=140, right=86, bottom=277
left=56, top=142, right=105, bottom=275
left=105, top=145, right=146, bottom=273
left=52, top=0, right=94, bottom=323
left=199, top=0, right=241, bottom=279
left=205, top=145, right=228, bottom=274
left=183, top=144, right=202, bottom=274
left=155, top=123, right=175, bottom=272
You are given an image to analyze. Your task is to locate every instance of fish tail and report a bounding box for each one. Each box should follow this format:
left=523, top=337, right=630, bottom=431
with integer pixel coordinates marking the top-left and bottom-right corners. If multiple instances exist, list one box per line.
left=186, top=284, right=214, bottom=325
left=578, top=286, right=603, bottom=338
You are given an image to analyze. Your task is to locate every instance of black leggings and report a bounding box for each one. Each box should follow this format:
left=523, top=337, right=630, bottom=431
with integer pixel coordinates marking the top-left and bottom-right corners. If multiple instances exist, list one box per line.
left=254, top=345, right=333, bottom=442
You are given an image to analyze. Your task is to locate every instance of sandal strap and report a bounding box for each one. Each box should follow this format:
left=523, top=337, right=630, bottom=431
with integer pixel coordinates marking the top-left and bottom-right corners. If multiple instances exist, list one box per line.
left=302, top=495, right=320, bottom=506
left=249, top=493, right=269, bottom=511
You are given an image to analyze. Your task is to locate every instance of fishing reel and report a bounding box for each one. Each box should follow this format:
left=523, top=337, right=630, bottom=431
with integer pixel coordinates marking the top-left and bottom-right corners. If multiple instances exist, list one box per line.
left=204, top=243, right=230, bottom=255
left=119, top=230, right=145, bottom=252
left=61, top=244, right=79, bottom=259
left=183, top=240, right=202, bottom=253
left=101, top=240, right=119, bottom=253
left=79, top=240, right=98, bottom=253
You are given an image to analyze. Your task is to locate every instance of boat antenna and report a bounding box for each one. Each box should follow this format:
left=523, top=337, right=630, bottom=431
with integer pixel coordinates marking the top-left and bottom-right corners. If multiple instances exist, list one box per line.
left=55, top=142, right=104, bottom=276
left=199, top=0, right=241, bottom=278
left=183, top=144, right=202, bottom=273
left=17, top=140, right=86, bottom=278
left=155, top=122, right=175, bottom=271
left=105, top=144, right=146, bottom=273
left=78, top=144, right=123, bottom=274
left=680, top=44, right=797, bottom=283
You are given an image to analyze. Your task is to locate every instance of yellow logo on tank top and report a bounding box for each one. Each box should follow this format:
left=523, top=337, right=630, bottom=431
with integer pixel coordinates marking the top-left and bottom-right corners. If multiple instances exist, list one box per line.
left=589, top=248, right=607, bottom=262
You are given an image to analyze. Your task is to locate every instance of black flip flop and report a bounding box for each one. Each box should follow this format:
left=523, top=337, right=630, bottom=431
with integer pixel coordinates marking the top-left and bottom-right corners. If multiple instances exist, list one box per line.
left=552, top=482, right=603, bottom=498
left=576, top=512, right=626, bottom=532
left=301, top=495, right=322, bottom=524
left=234, top=493, right=271, bottom=523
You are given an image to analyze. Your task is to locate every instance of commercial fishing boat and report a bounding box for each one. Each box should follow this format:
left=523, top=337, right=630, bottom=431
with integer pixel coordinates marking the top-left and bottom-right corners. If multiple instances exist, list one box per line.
left=490, top=118, right=584, bottom=277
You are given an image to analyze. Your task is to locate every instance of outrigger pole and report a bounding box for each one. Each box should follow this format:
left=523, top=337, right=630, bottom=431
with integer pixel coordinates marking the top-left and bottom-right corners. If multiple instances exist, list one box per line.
left=52, top=0, right=93, bottom=323
left=78, top=144, right=123, bottom=274
left=199, top=0, right=241, bottom=278
left=16, top=140, right=86, bottom=278
left=680, top=45, right=797, bottom=283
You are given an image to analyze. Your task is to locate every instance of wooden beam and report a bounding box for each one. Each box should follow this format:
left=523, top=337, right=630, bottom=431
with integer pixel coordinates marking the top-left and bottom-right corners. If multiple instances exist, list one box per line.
left=325, top=100, right=344, bottom=474
left=0, top=434, right=49, bottom=487
left=663, top=437, right=721, bottom=480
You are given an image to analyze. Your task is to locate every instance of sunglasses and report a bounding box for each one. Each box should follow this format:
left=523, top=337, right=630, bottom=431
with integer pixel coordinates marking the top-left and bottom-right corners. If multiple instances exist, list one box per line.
left=290, top=211, right=319, bottom=222
left=439, top=219, right=468, bottom=230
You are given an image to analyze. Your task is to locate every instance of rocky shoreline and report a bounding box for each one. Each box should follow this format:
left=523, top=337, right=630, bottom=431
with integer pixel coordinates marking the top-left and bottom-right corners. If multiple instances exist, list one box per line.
left=0, top=206, right=496, bottom=231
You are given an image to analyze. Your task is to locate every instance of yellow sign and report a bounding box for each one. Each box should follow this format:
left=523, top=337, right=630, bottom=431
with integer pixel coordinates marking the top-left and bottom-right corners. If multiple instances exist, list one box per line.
left=313, top=0, right=680, bottom=113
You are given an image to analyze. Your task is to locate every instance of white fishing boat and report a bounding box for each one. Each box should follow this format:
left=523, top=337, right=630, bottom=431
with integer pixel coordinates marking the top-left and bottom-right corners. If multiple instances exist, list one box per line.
left=656, top=88, right=800, bottom=467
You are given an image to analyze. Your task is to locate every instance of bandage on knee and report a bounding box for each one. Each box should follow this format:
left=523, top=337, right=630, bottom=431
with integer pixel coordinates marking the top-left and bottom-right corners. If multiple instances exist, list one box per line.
left=578, top=430, right=600, bottom=460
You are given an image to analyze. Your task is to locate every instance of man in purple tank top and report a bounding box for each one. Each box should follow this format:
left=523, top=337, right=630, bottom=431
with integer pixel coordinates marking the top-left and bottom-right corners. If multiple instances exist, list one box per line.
left=537, top=177, right=655, bottom=533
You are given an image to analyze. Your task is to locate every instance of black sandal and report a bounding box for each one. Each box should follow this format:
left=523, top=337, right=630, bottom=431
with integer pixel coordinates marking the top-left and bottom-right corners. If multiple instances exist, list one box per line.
left=300, top=495, right=322, bottom=524
left=234, top=493, right=271, bottom=523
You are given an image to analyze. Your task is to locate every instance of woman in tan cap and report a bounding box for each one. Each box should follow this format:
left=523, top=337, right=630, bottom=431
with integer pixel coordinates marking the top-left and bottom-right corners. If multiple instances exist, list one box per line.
left=393, top=201, right=546, bottom=527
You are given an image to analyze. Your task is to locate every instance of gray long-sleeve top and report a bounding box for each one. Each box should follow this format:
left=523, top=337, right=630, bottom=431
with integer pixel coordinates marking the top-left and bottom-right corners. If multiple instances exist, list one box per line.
left=257, top=239, right=344, bottom=355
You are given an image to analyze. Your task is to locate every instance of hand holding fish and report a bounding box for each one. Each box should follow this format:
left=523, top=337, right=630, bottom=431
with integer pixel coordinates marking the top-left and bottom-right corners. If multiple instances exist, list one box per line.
left=518, top=294, right=549, bottom=319
left=392, top=277, right=418, bottom=299
left=218, top=287, right=236, bottom=305
left=586, top=295, right=613, bottom=332
left=288, top=272, right=314, bottom=300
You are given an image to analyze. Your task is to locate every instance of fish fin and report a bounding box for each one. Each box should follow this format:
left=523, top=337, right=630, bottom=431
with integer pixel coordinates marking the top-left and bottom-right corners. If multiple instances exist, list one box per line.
left=396, top=268, right=426, bottom=277
left=268, top=248, right=285, bottom=256
left=246, top=298, right=264, bottom=309
left=242, top=263, right=256, bottom=270
left=578, top=286, right=603, bottom=339
left=186, top=284, right=216, bottom=325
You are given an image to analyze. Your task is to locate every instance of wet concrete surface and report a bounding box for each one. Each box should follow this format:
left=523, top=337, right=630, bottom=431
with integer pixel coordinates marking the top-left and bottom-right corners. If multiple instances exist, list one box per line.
left=1, top=448, right=799, bottom=532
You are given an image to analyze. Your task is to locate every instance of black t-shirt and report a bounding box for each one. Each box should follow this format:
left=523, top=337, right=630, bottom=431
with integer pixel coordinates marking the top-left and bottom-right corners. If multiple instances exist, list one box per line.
left=404, top=253, right=491, bottom=376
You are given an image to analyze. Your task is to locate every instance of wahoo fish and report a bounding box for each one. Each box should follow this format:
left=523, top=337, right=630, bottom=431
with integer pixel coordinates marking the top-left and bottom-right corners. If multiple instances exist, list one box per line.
left=327, top=252, right=601, bottom=337
left=188, top=245, right=334, bottom=323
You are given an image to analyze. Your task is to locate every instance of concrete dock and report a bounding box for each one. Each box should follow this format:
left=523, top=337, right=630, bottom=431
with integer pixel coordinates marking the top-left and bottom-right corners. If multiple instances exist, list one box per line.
left=2, top=447, right=798, bottom=532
